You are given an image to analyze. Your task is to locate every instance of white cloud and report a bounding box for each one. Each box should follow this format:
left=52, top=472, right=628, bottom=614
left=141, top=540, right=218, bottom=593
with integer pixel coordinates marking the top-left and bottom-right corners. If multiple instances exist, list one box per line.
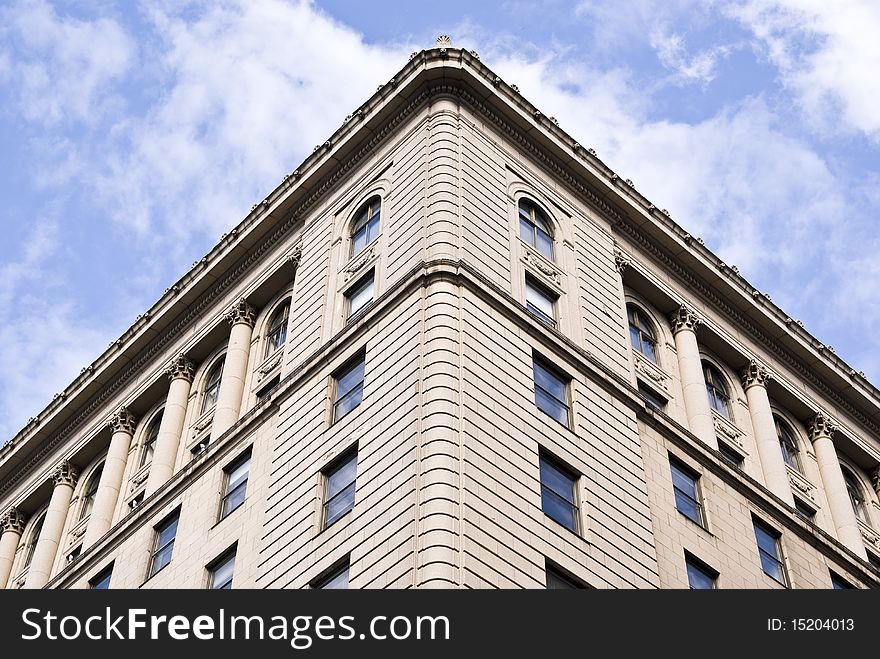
left=0, top=0, right=134, bottom=124
left=649, top=30, right=733, bottom=85
left=727, top=0, right=880, bottom=140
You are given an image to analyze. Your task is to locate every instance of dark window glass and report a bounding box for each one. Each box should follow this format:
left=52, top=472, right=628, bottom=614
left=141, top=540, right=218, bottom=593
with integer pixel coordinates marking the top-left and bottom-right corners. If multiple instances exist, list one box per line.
left=209, top=550, right=236, bottom=590
left=794, top=499, right=816, bottom=523
left=518, top=200, right=553, bottom=261
left=525, top=277, right=556, bottom=328
left=128, top=492, right=144, bottom=513
left=533, top=359, right=570, bottom=428
left=685, top=555, right=717, bottom=589
left=333, top=355, right=365, bottom=423
left=89, top=565, right=113, bottom=590
left=220, top=453, right=250, bottom=519
left=140, top=413, right=161, bottom=468
left=718, top=442, right=744, bottom=470
left=256, top=375, right=281, bottom=403
left=703, top=362, right=731, bottom=419
left=24, top=514, right=44, bottom=568
left=868, top=553, right=880, bottom=572
left=670, top=460, right=704, bottom=527
left=201, top=359, right=224, bottom=414
left=830, top=572, right=854, bottom=589
left=80, top=465, right=103, bottom=520
left=265, top=301, right=290, bottom=357
left=315, top=562, right=350, bottom=589
left=324, top=452, right=358, bottom=529
left=754, top=520, right=787, bottom=586
left=346, top=271, right=375, bottom=321
left=351, top=198, right=380, bottom=257
left=545, top=564, right=585, bottom=589
left=539, top=454, right=579, bottom=533
left=638, top=382, right=667, bottom=411
left=842, top=469, right=868, bottom=525
left=627, top=305, right=657, bottom=363
left=775, top=416, right=801, bottom=473
left=149, top=513, right=179, bottom=578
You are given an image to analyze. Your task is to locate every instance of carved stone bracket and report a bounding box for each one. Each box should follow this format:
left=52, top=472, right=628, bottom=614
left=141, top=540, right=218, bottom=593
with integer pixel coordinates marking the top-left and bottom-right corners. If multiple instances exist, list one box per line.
left=712, top=411, right=745, bottom=452
left=343, top=244, right=377, bottom=282
left=787, top=467, right=817, bottom=504
left=633, top=351, right=669, bottom=392
left=166, top=353, right=196, bottom=383
left=808, top=411, right=838, bottom=443
left=51, top=460, right=80, bottom=488
left=192, top=411, right=215, bottom=436
left=108, top=406, right=137, bottom=435
left=288, top=244, right=303, bottom=269
left=870, top=466, right=880, bottom=497
left=521, top=248, right=562, bottom=287
left=227, top=297, right=257, bottom=328
left=1, top=507, right=27, bottom=535
left=741, top=359, right=771, bottom=390
left=669, top=304, right=700, bottom=335
left=256, top=353, right=283, bottom=383
left=613, top=249, right=631, bottom=274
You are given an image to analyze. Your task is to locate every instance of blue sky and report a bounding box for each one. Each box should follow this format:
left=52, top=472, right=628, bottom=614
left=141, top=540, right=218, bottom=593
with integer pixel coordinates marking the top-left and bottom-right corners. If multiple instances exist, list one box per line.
left=1, top=0, right=879, bottom=442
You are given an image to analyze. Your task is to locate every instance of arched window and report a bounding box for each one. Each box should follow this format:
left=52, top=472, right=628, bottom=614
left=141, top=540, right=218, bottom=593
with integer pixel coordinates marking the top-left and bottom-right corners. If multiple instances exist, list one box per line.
left=264, top=300, right=290, bottom=357
left=626, top=304, right=657, bottom=363
left=79, top=464, right=103, bottom=520
left=703, top=362, right=731, bottom=419
left=518, top=200, right=553, bottom=261
left=201, top=358, right=224, bottom=415
left=842, top=468, right=868, bottom=525
left=775, top=416, right=801, bottom=473
left=351, top=197, right=381, bottom=257
left=23, top=514, right=44, bottom=569
left=140, top=412, right=162, bottom=468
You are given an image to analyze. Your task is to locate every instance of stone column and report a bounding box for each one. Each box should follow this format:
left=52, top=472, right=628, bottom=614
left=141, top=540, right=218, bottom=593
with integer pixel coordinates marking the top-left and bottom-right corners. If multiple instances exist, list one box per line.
left=0, top=508, right=27, bottom=589
left=82, top=407, right=137, bottom=549
left=741, top=361, right=795, bottom=506
left=670, top=305, right=718, bottom=450
left=809, top=413, right=867, bottom=559
left=210, top=298, right=257, bottom=442
left=24, top=461, right=79, bottom=589
left=145, top=354, right=195, bottom=496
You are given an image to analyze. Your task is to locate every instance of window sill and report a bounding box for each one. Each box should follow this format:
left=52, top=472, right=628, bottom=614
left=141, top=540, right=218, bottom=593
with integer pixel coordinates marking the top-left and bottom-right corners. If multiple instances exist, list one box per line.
left=212, top=502, right=244, bottom=531
left=141, top=562, right=171, bottom=587
left=318, top=508, right=353, bottom=536
left=677, top=510, right=713, bottom=537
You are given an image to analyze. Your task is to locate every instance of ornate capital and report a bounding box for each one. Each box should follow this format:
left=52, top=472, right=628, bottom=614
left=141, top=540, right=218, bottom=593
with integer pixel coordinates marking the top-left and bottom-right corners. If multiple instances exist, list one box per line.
left=613, top=249, right=630, bottom=274
left=1, top=507, right=27, bottom=535
left=108, top=406, right=137, bottom=435
left=51, top=460, right=80, bottom=488
left=808, top=412, right=838, bottom=443
left=741, top=359, right=771, bottom=390
left=870, top=467, right=880, bottom=495
left=165, top=353, right=195, bottom=382
left=669, top=304, right=701, bottom=335
left=226, top=297, right=257, bottom=328
left=288, top=244, right=302, bottom=268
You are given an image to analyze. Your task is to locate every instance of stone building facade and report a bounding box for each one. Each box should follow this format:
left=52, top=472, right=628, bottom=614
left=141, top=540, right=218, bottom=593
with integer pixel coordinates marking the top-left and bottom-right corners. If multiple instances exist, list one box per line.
left=1, top=38, right=879, bottom=590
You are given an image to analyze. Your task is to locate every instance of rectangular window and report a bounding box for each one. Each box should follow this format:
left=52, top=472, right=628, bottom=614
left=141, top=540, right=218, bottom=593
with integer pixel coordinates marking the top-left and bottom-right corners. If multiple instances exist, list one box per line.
left=670, top=459, right=705, bottom=527
left=794, top=499, right=816, bottom=524
left=148, top=511, right=179, bottom=578
left=638, top=382, right=667, bottom=411
left=220, top=452, right=250, bottom=519
left=323, top=451, right=358, bottom=529
left=685, top=553, right=717, bottom=589
left=868, top=552, right=880, bottom=572
left=256, top=375, right=281, bottom=403
left=539, top=452, right=579, bottom=533
left=545, top=562, right=586, bottom=589
left=754, top=519, right=787, bottom=586
left=718, top=442, right=744, bottom=470
left=313, top=560, right=350, bottom=589
left=128, top=491, right=144, bottom=513
left=89, top=565, right=113, bottom=590
left=525, top=277, right=557, bottom=328
left=830, top=572, right=854, bottom=589
left=533, top=358, right=570, bottom=428
left=332, top=354, right=365, bottom=423
left=208, top=549, right=236, bottom=590
left=346, top=271, right=374, bottom=321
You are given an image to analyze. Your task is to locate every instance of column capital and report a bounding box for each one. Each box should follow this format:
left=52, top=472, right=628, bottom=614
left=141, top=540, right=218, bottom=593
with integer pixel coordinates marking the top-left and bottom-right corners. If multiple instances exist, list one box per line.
left=51, top=460, right=80, bottom=488
left=741, top=359, right=772, bottom=390
left=1, top=507, right=27, bottom=535
left=613, top=249, right=630, bottom=274
left=226, top=297, right=257, bottom=328
left=669, top=304, right=701, bottom=335
left=165, top=353, right=195, bottom=382
left=808, top=411, right=838, bottom=443
left=108, top=406, right=137, bottom=435
left=870, top=466, right=880, bottom=495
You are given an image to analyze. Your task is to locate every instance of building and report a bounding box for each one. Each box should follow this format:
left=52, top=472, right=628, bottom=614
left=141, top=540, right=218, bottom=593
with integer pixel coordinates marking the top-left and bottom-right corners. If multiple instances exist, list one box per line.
left=1, top=36, right=879, bottom=591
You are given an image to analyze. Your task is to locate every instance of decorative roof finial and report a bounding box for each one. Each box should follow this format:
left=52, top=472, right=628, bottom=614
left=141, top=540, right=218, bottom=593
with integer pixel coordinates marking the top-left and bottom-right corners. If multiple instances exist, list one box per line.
left=436, top=35, right=453, bottom=48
